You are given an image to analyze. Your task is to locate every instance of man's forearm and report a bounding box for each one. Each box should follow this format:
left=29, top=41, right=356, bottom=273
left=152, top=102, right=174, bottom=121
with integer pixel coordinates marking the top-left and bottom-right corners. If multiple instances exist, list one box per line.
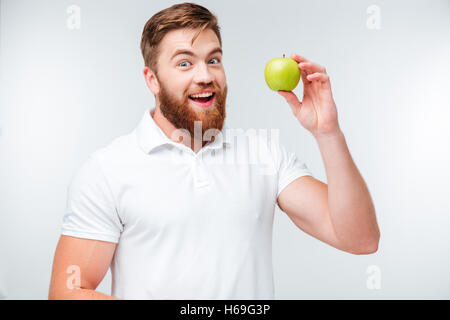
left=315, top=129, right=380, bottom=253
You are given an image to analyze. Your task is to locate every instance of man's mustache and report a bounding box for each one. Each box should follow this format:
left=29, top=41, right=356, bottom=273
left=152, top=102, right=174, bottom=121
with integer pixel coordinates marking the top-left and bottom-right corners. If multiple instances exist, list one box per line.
left=186, top=85, right=221, bottom=96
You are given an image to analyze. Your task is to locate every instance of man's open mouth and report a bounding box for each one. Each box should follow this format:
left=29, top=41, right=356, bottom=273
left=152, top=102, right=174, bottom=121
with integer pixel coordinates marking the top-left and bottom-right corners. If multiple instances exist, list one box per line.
left=188, top=92, right=215, bottom=103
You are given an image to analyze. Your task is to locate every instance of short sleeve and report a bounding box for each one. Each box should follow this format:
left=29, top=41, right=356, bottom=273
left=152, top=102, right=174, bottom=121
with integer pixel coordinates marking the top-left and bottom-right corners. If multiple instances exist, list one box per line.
left=61, top=154, right=123, bottom=243
left=275, top=142, right=314, bottom=198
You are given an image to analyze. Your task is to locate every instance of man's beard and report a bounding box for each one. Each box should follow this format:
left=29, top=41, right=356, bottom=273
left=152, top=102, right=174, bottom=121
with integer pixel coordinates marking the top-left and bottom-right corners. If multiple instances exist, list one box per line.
left=158, top=80, right=227, bottom=143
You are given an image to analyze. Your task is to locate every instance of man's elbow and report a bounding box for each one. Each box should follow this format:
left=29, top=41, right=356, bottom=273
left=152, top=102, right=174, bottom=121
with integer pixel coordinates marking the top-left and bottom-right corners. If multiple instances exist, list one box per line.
left=351, top=238, right=380, bottom=255
left=352, top=244, right=378, bottom=255
left=352, top=226, right=381, bottom=255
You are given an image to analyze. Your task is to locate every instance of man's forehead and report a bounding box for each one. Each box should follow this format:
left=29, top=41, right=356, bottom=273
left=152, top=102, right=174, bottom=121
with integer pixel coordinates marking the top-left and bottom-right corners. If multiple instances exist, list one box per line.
left=161, top=28, right=220, bottom=54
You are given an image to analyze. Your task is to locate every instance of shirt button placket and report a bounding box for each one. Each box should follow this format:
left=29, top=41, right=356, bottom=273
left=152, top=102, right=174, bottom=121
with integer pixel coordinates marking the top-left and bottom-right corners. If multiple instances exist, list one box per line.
left=194, top=155, right=210, bottom=188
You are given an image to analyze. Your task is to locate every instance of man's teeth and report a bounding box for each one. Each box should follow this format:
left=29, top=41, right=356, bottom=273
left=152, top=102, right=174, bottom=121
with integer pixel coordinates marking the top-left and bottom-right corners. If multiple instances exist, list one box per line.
left=190, top=92, right=213, bottom=98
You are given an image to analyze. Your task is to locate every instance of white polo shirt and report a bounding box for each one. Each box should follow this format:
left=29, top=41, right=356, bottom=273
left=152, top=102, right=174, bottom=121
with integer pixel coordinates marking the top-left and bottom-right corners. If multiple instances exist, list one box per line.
left=61, top=108, right=314, bottom=300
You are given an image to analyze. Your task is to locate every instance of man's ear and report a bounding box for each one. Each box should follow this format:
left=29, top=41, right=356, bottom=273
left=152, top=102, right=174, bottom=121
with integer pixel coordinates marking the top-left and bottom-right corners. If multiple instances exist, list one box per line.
left=143, top=66, right=160, bottom=95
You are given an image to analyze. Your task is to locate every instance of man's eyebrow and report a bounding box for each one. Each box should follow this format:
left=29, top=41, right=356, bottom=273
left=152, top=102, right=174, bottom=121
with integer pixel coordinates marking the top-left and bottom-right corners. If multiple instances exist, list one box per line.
left=170, top=47, right=223, bottom=60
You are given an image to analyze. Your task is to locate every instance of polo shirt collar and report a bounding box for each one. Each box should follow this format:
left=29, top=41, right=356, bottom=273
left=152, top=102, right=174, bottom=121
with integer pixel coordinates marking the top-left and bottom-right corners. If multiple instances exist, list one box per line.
left=135, top=108, right=231, bottom=154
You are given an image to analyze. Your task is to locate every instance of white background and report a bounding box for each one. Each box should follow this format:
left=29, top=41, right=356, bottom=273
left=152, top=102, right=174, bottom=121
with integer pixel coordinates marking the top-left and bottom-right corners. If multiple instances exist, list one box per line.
left=1, top=0, right=449, bottom=299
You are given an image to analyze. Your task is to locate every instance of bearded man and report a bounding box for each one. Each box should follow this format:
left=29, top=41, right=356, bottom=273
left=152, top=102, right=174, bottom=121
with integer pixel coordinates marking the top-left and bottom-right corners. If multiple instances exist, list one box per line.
left=49, top=2, right=380, bottom=300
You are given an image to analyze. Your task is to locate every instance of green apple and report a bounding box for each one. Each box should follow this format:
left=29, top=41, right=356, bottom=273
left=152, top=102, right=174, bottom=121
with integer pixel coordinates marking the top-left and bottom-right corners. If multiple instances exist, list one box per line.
left=264, top=54, right=301, bottom=91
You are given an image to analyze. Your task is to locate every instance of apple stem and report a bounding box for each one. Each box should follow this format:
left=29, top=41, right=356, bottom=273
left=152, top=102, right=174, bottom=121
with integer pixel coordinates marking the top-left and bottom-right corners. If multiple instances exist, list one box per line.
left=283, top=54, right=285, bottom=58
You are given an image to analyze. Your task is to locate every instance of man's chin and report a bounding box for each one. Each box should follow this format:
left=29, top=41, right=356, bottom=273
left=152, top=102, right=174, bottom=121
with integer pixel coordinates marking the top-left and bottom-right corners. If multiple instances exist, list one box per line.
left=158, top=85, right=226, bottom=138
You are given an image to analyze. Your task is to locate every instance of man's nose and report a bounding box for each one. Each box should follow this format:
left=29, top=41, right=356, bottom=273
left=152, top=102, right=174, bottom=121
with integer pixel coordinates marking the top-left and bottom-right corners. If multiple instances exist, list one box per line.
left=193, top=62, right=214, bottom=85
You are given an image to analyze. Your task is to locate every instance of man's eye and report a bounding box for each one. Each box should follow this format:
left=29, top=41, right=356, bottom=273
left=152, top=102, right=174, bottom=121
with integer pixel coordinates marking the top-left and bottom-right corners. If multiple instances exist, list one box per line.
left=209, top=58, right=220, bottom=64
left=179, top=61, right=191, bottom=67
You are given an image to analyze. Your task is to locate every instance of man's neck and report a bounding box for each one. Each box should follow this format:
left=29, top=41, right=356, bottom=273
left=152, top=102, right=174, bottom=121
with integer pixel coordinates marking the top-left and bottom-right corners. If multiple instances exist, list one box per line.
left=151, top=107, right=206, bottom=153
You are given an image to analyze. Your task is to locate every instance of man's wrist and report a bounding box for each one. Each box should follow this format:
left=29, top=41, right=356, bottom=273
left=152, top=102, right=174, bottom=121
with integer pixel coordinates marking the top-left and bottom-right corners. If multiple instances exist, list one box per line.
left=313, top=128, right=344, bottom=143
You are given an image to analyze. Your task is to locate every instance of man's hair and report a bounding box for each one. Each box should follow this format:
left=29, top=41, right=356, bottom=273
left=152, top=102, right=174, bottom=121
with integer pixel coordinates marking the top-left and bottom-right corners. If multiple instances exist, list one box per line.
left=140, top=2, right=222, bottom=74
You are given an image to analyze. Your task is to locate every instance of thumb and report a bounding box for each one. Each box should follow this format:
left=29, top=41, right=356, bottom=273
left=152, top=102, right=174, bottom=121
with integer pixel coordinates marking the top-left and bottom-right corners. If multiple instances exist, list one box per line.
left=278, top=90, right=302, bottom=115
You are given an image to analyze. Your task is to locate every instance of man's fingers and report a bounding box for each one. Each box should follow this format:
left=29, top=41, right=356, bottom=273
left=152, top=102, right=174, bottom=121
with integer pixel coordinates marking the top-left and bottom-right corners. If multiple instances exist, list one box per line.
left=290, top=53, right=309, bottom=63
left=306, top=72, right=331, bottom=91
left=306, top=72, right=329, bottom=82
left=300, top=66, right=310, bottom=86
left=290, top=55, right=314, bottom=86
left=299, top=61, right=326, bottom=74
